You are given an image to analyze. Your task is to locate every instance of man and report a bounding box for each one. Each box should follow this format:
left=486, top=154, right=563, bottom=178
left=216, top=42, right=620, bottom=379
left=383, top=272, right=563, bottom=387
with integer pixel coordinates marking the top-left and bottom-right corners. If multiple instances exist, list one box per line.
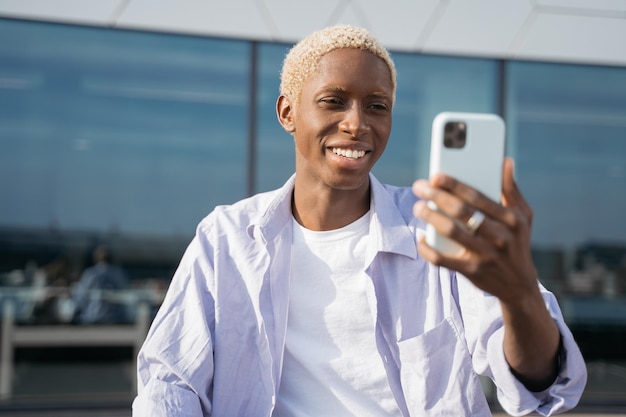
left=133, top=25, right=586, bottom=416
left=72, top=245, right=129, bottom=324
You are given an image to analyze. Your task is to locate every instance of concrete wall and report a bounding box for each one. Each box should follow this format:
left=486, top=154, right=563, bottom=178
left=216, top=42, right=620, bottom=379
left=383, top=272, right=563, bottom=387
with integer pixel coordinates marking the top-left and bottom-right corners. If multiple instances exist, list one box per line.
left=0, top=0, right=624, bottom=66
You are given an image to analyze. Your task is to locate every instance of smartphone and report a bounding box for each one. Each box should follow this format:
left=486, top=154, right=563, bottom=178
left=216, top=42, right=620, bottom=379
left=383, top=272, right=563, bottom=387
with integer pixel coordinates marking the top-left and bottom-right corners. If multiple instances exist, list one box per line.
left=425, top=112, right=506, bottom=255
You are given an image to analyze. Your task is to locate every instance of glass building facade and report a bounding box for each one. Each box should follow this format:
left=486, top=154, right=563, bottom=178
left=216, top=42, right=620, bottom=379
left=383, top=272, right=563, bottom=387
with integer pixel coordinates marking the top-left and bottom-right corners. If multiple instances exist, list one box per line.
left=0, top=17, right=625, bottom=408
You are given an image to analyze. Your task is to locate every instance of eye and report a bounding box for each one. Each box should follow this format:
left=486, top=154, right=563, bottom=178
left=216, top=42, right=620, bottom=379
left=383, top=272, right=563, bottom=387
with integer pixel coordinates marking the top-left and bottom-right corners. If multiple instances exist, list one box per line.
left=368, top=102, right=389, bottom=111
left=319, top=97, right=344, bottom=106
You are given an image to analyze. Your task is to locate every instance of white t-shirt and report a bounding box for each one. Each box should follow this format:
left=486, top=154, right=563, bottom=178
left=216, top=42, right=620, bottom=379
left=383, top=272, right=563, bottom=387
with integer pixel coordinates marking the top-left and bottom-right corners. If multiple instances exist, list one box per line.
left=273, top=212, right=401, bottom=417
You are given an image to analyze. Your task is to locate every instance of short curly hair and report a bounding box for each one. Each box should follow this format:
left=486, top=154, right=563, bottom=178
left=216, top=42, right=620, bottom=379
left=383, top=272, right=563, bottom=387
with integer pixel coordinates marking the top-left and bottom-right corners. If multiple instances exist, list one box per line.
left=279, top=25, right=397, bottom=104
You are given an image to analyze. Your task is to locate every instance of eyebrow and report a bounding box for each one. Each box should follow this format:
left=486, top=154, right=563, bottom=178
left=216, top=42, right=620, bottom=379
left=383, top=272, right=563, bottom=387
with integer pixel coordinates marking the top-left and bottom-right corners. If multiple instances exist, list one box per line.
left=319, top=86, right=391, bottom=100
left=368, top=91, right=392, bottom=100
left=320, top=86, right=347, bottom=94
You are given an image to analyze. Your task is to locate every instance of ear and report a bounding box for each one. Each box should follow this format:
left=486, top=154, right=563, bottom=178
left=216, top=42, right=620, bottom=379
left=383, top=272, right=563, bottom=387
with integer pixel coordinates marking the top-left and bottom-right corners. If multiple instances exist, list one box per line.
left=276, top=95, right=296, bottom=134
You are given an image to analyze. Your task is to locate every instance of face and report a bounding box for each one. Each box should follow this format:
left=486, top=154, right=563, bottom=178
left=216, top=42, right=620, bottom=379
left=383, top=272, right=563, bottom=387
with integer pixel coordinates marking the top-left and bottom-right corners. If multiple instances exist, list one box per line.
left=277, top=48, right=394, bottom=193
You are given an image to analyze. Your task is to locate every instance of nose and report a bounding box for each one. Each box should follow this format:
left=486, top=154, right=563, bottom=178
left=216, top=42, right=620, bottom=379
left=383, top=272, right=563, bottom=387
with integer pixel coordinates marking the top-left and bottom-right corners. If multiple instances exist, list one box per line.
left=339, top=104, right=370, bottom=138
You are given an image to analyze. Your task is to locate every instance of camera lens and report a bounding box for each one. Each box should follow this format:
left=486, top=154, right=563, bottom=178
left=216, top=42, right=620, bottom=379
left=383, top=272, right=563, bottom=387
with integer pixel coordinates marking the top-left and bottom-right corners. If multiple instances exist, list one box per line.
left=442, top=121, right=467, bottom=149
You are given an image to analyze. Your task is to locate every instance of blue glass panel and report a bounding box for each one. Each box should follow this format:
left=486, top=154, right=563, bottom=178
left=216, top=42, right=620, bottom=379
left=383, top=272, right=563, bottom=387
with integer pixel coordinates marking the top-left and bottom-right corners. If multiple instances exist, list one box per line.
left=378, top=53, right=499, bottom=185
left=0, top=19, right=250, bottom=237
left=256, top=42, right=294, bottom=192
left=507, top=61, right=626, bottom=251
left=507, top=62, right=626, bottom=401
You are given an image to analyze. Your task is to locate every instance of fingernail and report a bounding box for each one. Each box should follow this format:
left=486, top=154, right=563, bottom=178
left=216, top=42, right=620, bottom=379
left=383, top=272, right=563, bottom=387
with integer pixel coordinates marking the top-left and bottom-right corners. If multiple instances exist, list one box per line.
left=414, top=200, right=426, bottom=216
left=413, top=180, right=433, bottom=198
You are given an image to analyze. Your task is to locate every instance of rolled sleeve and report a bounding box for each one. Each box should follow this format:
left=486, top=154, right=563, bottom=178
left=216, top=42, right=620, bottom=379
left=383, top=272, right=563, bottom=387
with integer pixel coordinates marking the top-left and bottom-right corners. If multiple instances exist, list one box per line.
left=133, top=378, right=203, bottom=417
left=457, top=273, right=587, bottom=416
left=488, top=308, right=587, bottom=416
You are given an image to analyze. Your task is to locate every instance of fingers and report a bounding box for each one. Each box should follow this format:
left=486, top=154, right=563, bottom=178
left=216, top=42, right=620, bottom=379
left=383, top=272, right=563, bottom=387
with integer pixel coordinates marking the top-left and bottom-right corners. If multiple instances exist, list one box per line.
left=414, top=157, right=537, bottom=299
left=502, top=157, right=533, bottom=226
left=412, top=158, right=532, bottom=255
left=415, top=160, right=530, bottom=231
left=413, top=180, right=475, bottom=223
left=428, top=173, right=510, bottom=226
left=414, top=199, right=511, bottom=253
left=413, top=176, right=508, bottom=236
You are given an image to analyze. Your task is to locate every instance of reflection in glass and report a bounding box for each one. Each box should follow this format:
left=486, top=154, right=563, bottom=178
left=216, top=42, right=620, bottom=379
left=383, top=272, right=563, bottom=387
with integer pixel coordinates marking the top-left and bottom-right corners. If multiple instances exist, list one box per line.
left=256, top=42, right=295, bottom=193
left=507, top=60, right=626, bottom=403
left=0, top=19, right=250, bottom=237
left=508, top=61, right=626, bottom=249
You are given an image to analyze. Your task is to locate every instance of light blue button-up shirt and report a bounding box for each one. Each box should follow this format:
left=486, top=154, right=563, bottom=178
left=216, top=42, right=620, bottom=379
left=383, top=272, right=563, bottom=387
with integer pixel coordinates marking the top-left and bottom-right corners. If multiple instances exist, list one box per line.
left=133, top=174, right=586, bottom=417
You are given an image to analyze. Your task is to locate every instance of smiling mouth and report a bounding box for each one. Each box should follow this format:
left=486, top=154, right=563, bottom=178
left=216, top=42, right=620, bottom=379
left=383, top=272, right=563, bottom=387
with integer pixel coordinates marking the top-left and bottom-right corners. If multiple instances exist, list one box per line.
left=330, top=147, right=367, bottom=160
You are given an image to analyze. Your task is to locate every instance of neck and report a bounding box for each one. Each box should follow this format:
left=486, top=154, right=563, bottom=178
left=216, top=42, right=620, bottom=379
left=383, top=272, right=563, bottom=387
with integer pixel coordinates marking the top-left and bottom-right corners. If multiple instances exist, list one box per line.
left=292, top=180, right=371, bottom=231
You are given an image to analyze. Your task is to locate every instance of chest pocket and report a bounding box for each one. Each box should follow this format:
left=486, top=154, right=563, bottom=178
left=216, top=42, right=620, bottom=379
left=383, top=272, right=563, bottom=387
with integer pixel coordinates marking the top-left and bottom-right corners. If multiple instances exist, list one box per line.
left=398, top=316, right=491, bottom=417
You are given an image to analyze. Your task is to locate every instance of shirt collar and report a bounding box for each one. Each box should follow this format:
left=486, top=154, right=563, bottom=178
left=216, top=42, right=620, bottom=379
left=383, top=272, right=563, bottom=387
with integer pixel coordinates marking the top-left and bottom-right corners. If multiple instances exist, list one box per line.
left=369, top=174, right=419, bottom=260
left=248, top=174, right=296, bottom=243
left=250, top=173, right=418, bottom=260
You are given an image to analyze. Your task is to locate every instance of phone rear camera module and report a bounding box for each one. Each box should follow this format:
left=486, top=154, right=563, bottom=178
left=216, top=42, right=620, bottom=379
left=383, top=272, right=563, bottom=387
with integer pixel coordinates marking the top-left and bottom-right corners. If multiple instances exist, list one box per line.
left=443, top=121, right=467, bottom=149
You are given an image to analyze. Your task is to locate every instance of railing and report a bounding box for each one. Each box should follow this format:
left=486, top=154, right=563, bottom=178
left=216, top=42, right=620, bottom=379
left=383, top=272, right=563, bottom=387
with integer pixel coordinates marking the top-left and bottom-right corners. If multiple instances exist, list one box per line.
left=0, top=288, right=159, bottom=400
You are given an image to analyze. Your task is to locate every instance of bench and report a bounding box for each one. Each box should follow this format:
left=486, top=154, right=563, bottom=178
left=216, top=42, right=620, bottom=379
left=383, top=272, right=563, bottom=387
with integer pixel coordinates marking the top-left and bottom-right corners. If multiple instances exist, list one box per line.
left=0, top=298, right=150, bottom=399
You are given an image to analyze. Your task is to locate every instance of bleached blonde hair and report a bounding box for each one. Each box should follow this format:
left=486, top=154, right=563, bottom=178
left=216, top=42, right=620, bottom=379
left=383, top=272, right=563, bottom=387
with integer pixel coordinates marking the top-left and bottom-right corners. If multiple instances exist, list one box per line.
left=279, top=25, right=397, bottom=104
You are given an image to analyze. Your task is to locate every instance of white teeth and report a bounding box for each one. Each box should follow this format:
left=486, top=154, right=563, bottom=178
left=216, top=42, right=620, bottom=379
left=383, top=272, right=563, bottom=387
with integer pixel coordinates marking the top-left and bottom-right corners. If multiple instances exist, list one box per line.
left=331, top=148, right=366, bottom=160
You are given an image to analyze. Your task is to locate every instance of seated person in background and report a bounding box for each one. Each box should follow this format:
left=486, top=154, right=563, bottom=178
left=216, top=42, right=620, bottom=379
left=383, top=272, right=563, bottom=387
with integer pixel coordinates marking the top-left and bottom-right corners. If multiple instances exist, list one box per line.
left=72, top=245, right=129, bottom=324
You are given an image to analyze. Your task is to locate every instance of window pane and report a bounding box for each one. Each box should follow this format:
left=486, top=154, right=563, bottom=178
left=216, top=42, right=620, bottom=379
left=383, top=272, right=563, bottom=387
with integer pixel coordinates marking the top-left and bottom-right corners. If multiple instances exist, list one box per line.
left=256, top=42, right=294, bottom=192
left=507, top=62, right=626, bottom=249
left=377, top=53, right=499, bottom=185
left=506, top=60, right=626, bottom=401
left=0, top=19, right=250, bottom=237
